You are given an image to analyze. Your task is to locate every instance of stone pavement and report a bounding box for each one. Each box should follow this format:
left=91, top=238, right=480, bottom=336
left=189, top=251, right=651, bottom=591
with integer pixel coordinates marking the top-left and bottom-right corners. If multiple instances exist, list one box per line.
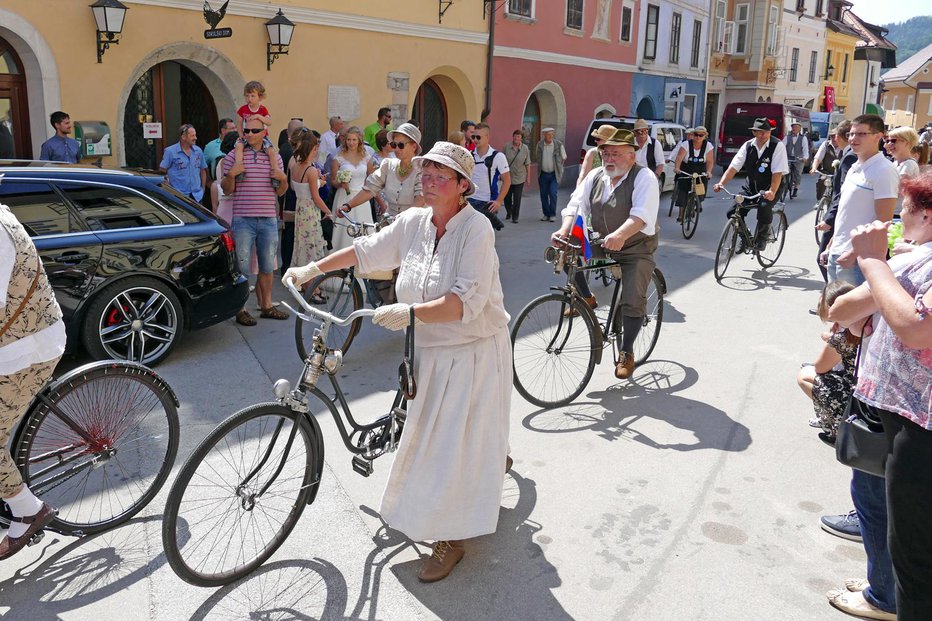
left=1, top=173, right=865, bottom=620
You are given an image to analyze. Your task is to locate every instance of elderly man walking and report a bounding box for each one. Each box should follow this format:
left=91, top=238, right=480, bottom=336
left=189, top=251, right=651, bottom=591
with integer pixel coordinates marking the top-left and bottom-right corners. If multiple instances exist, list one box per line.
left=536, top=127, right=566, bottom=222
left=160, top=124, right=208, bottom=202
left=221, top=117, right=289, bottom=326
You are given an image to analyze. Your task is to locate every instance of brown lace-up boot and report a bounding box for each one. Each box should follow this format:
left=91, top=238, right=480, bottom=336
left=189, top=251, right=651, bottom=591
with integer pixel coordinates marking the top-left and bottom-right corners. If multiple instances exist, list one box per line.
left=417, top=540, right=465, bottom=582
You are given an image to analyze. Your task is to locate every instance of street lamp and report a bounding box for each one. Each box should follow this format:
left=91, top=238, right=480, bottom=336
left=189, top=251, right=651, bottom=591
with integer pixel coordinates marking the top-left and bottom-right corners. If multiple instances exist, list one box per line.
left=90, top=0, right=128, bottom=64
left=825, top=64, right=835, bottom=79
left=265, top=8, right=294, bottom=71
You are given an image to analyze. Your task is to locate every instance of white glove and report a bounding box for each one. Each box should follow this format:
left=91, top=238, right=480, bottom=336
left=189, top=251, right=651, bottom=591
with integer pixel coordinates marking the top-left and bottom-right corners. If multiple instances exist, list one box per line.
left=282, top=262, right=323, bottom=287
left=373, top=303, right=417, bottom=331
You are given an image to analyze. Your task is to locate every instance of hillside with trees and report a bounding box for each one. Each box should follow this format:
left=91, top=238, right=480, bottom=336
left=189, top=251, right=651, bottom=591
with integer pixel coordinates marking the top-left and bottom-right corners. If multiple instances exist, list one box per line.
left=880, top=15, right=932, bottom=66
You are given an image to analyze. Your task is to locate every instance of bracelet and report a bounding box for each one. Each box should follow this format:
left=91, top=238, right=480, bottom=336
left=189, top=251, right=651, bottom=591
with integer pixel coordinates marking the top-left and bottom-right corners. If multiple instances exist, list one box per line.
left=916, top=292, right=931, bottom=321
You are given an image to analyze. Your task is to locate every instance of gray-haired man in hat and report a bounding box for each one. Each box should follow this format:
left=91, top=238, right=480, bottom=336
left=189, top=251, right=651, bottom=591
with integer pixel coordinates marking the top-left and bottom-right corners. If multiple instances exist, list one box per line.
left=552, top=128, right=660, bottom=380
left=713, top=117, right=789, bottom=251
left=783, top=120, right=809, bottom=199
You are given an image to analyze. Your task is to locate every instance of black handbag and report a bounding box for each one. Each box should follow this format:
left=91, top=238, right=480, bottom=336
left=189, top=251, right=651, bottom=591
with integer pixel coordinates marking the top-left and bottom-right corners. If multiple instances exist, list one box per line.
left=835, top=343, right=888, bottom=477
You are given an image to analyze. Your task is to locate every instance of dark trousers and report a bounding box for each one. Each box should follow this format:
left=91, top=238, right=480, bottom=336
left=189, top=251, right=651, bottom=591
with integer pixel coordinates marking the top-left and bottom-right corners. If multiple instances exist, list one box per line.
left=280, top=220, right=295, bottom=275
left=539, top=172, right=558, bottom=218
left=879, top=408, right=932, bottom=620
left=731, top=200, right=774, bottom=243
left=504, top=183, right=524, bottom=221
left=851, top=468, right=896, bottom=613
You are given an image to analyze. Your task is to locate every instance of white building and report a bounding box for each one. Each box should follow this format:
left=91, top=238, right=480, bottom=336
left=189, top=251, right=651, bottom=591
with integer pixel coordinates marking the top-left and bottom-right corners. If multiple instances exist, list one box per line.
left=773, top=0, right=828, bottom=109
left=631, top=0, right=712, bottom=127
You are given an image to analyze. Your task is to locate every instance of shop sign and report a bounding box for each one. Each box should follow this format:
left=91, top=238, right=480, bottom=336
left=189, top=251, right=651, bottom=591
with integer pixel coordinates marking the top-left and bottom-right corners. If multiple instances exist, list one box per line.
left=824, top=86, right=835, bottom=112
left=665, top=83, right=686, bottom=103
left=143, top=123, right=162, bottom=139
left=203, top=1, right=232, bottom=39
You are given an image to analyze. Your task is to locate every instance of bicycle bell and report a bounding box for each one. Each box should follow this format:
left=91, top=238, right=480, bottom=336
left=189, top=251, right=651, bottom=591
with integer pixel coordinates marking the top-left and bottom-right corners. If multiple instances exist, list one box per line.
left=544, top=246, right=558, bottom=263
left=735, top=195, right=745, bottom=205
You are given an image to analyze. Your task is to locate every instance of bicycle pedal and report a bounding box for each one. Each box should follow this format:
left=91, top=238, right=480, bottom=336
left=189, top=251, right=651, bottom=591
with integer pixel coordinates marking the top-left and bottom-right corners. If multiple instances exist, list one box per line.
left=27, top=530, right=45, bottom=547
left=352, top=455, right=374, bottom=477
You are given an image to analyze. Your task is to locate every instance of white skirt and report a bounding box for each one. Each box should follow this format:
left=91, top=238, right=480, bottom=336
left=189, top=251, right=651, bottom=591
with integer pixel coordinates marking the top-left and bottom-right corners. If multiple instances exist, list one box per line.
left=379, top=327, right=512, bottom=542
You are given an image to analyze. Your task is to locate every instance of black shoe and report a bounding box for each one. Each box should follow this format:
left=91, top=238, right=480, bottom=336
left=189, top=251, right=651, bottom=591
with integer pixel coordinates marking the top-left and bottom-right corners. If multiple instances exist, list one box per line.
left=753, top=237, right=768, bottom=251
left=512, top=219, right=518, bottom=223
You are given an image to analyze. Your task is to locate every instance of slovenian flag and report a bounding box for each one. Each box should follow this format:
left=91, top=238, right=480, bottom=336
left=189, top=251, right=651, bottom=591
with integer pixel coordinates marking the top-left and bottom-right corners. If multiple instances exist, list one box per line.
left=570, top=214, right=592, bottom=261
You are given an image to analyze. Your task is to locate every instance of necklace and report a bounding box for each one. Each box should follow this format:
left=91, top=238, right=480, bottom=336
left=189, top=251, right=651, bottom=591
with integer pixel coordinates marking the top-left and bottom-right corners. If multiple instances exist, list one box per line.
left=397, top=161, right=413, bottom=178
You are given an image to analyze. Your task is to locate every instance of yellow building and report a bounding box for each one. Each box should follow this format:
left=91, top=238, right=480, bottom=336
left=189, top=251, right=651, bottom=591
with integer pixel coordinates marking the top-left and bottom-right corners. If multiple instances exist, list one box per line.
left=819, top=0, right=859, bottom=113
left=881, top=42, right=932, bottom=130
left=0, top=0, right=488, bottom=167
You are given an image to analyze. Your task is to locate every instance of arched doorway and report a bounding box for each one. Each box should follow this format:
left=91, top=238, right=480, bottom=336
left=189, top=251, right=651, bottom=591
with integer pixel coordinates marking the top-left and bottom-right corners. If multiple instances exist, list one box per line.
left=635, top=97, right=655, bottom=120
left=123, top=61, right=218, bottom=170
left=0, top=37, right=31, bottom=159
left=522, top=94, right=541, bottom=155
left=411, top=78, right=447, bottom=153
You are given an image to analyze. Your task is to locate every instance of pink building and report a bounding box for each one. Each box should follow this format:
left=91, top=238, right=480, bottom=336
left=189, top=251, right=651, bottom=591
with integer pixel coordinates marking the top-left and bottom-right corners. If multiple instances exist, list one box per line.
left=484, top=0, right=640, bottom=185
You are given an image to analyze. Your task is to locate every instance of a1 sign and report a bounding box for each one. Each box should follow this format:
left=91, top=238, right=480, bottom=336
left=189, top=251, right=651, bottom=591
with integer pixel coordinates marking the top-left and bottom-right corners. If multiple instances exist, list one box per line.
left=665, top=83, right=686, bottom=103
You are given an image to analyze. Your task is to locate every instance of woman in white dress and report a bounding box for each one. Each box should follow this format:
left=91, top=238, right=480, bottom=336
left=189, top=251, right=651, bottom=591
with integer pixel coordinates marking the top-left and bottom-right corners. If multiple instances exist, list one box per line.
left=284, top=142, right=511, bottom=583
left=330, top=126, right=374, bottom=252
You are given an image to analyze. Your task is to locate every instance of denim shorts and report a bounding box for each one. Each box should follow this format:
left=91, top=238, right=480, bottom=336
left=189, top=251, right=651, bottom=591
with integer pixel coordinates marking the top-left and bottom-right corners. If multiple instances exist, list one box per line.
left=232, top=216, right=278, bottom=275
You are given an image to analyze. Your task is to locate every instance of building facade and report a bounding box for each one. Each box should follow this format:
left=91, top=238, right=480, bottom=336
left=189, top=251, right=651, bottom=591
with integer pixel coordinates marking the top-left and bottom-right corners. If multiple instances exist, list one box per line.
left=881, top=43, right=932, bottom=130
left=772, top=0, right=827, bottom=110
left=706, top=0, right=786, bottom=137
left=487, top=0, right=640, bottom=184
left=0, top=0, right=489, bottom=164
left=843, top=10, right=896, bottom=117
left=819, top=0, right=859, bottom=112
left=631, top=0, right=710, bottom=128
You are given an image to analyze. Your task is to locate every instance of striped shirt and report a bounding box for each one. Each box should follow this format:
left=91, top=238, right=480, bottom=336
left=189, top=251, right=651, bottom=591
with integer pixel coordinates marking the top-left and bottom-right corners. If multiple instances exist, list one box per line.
left=222, top=147, right=284, bottom=218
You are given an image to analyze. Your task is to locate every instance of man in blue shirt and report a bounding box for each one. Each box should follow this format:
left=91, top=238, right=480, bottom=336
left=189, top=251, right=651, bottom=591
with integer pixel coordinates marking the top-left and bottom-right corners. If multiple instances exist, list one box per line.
left=202, top=117, right=235, bottom=180
left=159, top=123, right=207, bottom=202
left=38, top=111, right=81, bottom=163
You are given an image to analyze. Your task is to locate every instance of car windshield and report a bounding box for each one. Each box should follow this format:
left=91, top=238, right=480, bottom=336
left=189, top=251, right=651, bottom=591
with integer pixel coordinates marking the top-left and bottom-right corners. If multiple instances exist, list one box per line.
left=812, top=121, right=829, bottom=139
left=584, top=120, right=634, bottom=148
left=723, top=116, right=759, bottom=140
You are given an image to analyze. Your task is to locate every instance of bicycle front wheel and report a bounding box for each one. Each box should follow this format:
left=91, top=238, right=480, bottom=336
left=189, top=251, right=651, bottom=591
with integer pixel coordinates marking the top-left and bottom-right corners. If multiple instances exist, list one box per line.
left=162, top=403, right=319, bottom=587
left=714, top=219, right=739, bottom=281
left=629, top=270, right=665, bottom=365
left=681, top=195, right=699, bottom=239
left=511, top=294, right=599, bottom=409
left=814, top=197, right=827, bottom=244
left=757, top=211, right=788, bottom=268
left=295, top=270, right=363, bottom=360
left=14, top=362, right=179, bottom=535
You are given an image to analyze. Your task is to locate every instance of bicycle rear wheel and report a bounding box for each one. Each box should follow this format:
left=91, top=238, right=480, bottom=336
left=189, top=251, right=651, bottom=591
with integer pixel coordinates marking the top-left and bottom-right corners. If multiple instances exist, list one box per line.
left=757, top=211, right=788, bottom=268
left=681, top=195, right=699, bottom=239
left=295, top=270, right=363, bottom=360
left=629, top=269, right=665, bottom=365
left=714, top=219, right=739, bottom=281
left=511, top=293, right=599, bottom=409
left=162, top=403, right=319, bottom=587
left=14, top=362, right=179, bottom=535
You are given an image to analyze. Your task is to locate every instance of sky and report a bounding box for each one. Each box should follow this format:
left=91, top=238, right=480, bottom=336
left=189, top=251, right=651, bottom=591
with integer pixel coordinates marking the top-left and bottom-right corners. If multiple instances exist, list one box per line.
left=850, top=0, right=930, bottom=26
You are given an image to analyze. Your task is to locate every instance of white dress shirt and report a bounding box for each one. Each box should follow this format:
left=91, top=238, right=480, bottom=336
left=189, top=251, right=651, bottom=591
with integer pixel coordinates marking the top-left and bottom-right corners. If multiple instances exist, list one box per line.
left=635, top=138, right=665, bottom=171
left=318, top=129, right=338, bottom=166
left=728, top=138, right=790, bottom=175
left=564, top=166, right=660, bottom=236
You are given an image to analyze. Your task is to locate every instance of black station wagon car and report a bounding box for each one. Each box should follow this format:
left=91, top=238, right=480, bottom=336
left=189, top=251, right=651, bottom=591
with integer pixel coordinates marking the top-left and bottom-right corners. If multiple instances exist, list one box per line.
left=0, top=162, right=249, bottom=365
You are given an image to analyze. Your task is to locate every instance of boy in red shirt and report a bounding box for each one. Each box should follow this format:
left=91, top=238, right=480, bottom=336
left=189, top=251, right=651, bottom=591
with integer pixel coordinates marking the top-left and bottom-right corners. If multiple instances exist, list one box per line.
left=234, top=81, right=281, bottom=185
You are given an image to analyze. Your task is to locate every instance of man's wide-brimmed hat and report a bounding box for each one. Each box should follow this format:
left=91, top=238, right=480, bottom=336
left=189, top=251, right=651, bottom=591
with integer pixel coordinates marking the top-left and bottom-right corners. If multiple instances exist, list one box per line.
left=390, top=123, right=422, bottom=149
left=598, top=128, right=639, bottom=150
left=590, top=124, right=617, bottom=141
left=633, top=119, right=650, bottom=131
left=413, top=141, right=476, bottom=196
left=751, top=117, right=774, bottom=132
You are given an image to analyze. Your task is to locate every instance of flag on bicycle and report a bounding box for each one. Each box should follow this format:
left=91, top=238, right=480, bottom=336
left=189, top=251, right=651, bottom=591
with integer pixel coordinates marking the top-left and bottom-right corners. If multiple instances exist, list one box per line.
left=570, top=214, right=592, bottom=261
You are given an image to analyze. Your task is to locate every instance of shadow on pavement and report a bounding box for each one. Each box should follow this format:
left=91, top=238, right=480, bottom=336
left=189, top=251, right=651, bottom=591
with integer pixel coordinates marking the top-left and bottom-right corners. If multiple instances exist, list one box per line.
left=0, top=515, right=165, bottom=619
left=522, top=360, right=751, bottom=453
left=716, top=264, right=823, bottom=292
left=392, top=470, right=572, bottom=620
left=189, top=558, right=346, bottom=621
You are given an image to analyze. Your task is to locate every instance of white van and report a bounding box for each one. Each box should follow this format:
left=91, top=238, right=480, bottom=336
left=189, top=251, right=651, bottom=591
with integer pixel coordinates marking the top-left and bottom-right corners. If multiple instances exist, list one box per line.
left=580, top=118, right=686, bottom=193
left=810, top=111, right=845, bottom=152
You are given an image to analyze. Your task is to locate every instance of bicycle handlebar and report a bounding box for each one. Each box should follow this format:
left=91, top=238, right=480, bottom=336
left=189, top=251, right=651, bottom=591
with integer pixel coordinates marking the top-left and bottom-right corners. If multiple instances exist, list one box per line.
left=718, top=187, right=763, bottom=204
left=283, top=277, right=376, bottom=326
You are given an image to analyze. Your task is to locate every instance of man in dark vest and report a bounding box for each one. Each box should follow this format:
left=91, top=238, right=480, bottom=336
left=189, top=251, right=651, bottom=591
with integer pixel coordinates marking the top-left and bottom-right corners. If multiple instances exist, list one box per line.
left=0, top=202, right=66, bottom=559
left=782, top=120, right=809, bottom=199
left=552, top=128, right=660, bottom=380
left=713, top=117, right=789, bottom=251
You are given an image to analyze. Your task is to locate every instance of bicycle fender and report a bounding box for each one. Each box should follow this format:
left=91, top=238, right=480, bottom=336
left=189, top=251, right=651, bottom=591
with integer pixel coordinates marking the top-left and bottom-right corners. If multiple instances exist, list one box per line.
left=578, top=303, right=605, bottom=365
left=303, top=389, right=332, bottom=505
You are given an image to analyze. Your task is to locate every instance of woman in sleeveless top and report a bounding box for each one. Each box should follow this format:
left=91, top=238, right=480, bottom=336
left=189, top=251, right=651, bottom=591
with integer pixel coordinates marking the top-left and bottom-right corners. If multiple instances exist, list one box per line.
left=289, top=129, right=330, bottom=300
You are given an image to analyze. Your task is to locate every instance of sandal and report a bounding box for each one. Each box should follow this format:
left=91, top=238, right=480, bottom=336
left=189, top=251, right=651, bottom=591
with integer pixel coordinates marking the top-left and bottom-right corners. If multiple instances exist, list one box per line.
left=309, top=293, right=328, bottom=305
left=260, top=306, right=289, bottom=320
left=235, top=309, right=257, bottom=326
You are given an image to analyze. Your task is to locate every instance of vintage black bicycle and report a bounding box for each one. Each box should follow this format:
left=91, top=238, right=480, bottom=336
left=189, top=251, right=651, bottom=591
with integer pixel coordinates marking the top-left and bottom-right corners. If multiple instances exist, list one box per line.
left=511, top=235, right=666, bottom=409
left=813, top=171, right=833, bottom=244
left=1, top=361, right=179, bottom=547
left=673, top=172, right=708, bottom=240
left=294, top=213, right=395, bottom=359
left=161, top=279, right=410, bottom=587
left=713, top=186, right=788, bottom=282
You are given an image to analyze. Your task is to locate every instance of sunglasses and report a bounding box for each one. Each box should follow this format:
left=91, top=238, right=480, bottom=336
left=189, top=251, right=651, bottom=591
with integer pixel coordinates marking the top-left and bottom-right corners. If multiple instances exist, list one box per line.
left=242, top=128, right=265, bottom=134
left=471, top=135, right=482, bottom=140
left=884, top=137, right=899, bottom=144
left=693, top=133, right=706, bottom=137
left=390, top=141, right=410, bottom=149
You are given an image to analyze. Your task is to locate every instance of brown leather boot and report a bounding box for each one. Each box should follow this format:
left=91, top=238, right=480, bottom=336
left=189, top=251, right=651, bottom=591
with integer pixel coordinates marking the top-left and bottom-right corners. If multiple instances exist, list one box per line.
left=418, top=540, right=465, bottom=583
left=615, top=351, right=635, bottom=380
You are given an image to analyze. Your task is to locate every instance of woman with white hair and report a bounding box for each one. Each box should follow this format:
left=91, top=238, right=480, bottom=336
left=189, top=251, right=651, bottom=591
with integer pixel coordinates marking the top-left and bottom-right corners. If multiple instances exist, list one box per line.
left=284, top=142, right=511, bottom=584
